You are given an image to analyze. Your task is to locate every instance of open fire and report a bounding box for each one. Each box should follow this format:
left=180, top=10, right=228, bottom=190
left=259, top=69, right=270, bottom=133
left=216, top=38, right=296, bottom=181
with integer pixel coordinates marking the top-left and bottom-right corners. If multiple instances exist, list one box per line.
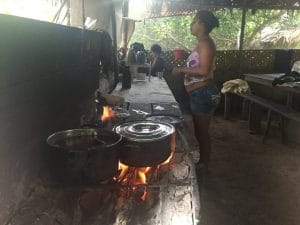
left=115, top=133, right=176, bottom=201
left=115, top=163, right=152, bottom=201
left=99, top=105, right=177, bottom=201
left=101, top=105, right=115, bottom=122
left=10, top=101, right=199, bottom=225
left=98, top=105, right=118, bottom=130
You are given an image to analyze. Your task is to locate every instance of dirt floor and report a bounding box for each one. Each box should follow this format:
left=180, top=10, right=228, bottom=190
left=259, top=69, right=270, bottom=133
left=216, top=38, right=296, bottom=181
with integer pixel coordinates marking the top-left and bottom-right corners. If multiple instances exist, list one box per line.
left=197, top=115, right=300, bottom=225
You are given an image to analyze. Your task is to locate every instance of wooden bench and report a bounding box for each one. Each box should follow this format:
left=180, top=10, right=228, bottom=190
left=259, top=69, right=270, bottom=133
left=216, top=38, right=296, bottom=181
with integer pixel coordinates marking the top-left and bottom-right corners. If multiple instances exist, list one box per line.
left=224, top=92, right=300, bottom=143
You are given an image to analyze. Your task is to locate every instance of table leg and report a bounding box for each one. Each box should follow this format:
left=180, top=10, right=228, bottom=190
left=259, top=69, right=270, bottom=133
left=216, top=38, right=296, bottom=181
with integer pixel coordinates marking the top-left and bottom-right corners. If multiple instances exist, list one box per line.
left=248, top=102, right=263, bottom=134
left=280, top=115, right=286, bottom=144
left=262, top=109, right=272, bottom=143
left=224, top=93, right=231, bottom=120
left=241, top=99, right=249, bottom=120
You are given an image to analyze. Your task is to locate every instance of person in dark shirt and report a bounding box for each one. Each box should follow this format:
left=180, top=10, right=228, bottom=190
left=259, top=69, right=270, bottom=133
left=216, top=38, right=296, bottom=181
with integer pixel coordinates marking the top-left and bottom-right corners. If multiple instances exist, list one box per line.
left=150, top=44, right=164, bottom=76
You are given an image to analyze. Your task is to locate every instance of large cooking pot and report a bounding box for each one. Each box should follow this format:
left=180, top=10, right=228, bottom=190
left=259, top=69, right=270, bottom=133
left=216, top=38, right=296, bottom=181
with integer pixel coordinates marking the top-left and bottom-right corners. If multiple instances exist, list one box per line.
left=114, top=121, right=175, bottom=167
left=46, top=128, right=122, bottom=185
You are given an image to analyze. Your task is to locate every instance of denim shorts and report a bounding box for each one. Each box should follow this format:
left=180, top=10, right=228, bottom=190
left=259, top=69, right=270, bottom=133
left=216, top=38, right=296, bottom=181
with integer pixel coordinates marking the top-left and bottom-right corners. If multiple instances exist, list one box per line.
left=189, top=82, right=221, bottom=115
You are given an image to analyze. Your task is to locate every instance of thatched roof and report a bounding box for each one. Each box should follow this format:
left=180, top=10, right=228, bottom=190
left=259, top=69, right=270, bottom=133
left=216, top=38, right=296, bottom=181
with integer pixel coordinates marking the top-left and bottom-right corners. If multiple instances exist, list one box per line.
left=260, top=26, right=300, bottom=47
left=128, top=0, right=300, bottom=20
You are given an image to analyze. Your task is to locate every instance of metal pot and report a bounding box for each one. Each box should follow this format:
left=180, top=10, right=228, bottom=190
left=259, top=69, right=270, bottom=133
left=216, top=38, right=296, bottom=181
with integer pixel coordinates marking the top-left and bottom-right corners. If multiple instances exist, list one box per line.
left=114, top=121, right=175, bottom=167
left=46, top=128, right=122, bottom=185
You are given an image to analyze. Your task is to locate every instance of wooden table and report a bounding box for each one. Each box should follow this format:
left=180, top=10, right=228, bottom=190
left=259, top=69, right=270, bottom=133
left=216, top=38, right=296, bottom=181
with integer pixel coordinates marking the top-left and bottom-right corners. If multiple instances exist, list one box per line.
left=112, top=77, right=182, bottom=120
left=244, top=73, right=300, bottom=106
left=112, top=77, right=177, bottom=103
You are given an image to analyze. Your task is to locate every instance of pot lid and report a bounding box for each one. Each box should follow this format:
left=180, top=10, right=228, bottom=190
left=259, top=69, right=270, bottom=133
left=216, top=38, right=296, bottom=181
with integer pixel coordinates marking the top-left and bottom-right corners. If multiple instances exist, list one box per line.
left=114, top=121, right=175, bottom=142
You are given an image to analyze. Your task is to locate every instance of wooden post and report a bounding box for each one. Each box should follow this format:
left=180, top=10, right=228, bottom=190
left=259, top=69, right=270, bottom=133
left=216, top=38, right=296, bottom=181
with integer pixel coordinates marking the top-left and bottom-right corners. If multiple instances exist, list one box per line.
left=111, top=1, right=119, bottom=83
left=122, top=0, right=129, bottom=48
left=67, top=0, right=70, bottom=25
left=82, top=0, right=85, bottom=28
left=239, top=8, right=247, bottom=51
left=70, top=0, right=84, bottom=27
left=237, top=7, right=247, bottom=78
left=237, top=7, right=247, bottom=79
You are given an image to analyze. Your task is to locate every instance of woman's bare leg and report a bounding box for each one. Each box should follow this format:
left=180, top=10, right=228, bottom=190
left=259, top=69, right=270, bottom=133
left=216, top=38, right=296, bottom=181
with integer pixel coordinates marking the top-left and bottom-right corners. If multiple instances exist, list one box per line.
left=192, top=113, right=212, bottom=165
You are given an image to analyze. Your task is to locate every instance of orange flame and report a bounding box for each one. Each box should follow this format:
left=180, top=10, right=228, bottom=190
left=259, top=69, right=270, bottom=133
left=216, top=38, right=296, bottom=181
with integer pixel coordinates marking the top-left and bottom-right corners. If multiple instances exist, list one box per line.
left=115, top=132, right=176, bottom=201
left=160, top=151, right=174, bottom=166
left=116, top=162, right=151, bottom=185
left=116, top=162, right=151, bottom=201
left=101, top=106, right=115, bottom=122
left=141, top=191, right=148, bottom=201
left=117, top=162, right=129, bottom=182
left=137, top=167, right=151, bottom=185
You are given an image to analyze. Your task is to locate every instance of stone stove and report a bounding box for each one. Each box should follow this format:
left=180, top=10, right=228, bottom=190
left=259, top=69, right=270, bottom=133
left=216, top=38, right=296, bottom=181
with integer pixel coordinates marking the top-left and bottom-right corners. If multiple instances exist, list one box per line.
left=5, top=129, right=200, bottom=225
left=4, top=100, right=200, bottom=225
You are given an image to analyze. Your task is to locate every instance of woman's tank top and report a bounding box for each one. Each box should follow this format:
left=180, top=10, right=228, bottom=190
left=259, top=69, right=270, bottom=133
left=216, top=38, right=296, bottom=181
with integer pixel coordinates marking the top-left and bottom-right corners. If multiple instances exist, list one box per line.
left=184, top=50, right=215, bottom=86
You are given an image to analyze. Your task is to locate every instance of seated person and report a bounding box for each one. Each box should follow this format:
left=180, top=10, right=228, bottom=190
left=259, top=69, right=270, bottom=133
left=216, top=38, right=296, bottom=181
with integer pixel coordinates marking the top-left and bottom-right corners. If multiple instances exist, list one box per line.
left=150, top=44, right=164, bottom=76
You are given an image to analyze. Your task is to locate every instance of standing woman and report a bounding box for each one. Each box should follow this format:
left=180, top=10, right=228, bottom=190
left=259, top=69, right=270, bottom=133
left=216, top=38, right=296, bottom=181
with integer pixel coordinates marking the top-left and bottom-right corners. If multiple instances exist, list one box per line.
left=172, top=11, right=220, bottom=167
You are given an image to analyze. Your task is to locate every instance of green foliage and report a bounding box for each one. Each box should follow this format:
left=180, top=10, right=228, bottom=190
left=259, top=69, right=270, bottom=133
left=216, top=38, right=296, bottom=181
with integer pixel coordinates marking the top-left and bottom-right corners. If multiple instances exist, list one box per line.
left=130, top=15, right=196, bottom=51
left=213, top=9, right=242, bottom=50
left=129, top=9, right=300, bottom=51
